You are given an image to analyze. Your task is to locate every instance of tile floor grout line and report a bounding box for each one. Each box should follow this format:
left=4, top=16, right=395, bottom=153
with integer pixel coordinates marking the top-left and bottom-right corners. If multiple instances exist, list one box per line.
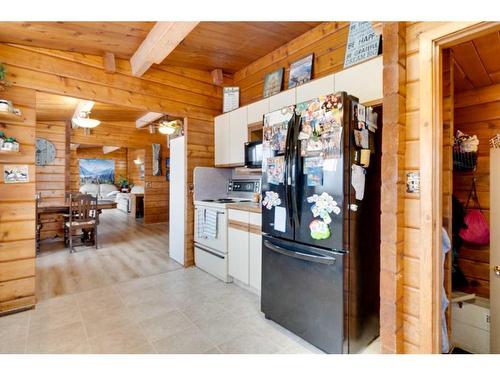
left=75, top=292, right=92, bottom=353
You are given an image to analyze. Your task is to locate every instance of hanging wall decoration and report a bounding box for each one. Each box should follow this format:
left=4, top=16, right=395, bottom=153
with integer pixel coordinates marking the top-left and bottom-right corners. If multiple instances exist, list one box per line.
left=263, top=68, right=284, bottom=98
left=4, top=164, right=29, bottom=183
left=152, top=143, right=161, bottom=176
left=288, top=54, right=313, bottom=88
left=35, top=138, right=56, bottom=166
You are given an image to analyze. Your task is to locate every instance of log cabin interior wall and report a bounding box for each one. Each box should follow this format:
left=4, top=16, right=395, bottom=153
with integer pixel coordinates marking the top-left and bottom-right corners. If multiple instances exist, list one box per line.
left=0, top=41, right=221, bottom=313
left=0, top=86, right=37, bottom=314
left=128, top=148, right=145, bottom=187
left=233, top=22, right=352, bottom=105
left=452, top=82, right=500, bottom=298
left=35, top=120, right=68, bottom=240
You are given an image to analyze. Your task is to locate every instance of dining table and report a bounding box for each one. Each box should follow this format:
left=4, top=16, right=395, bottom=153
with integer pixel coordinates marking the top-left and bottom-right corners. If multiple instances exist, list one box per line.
left=37, top=200, right=117, bottom=224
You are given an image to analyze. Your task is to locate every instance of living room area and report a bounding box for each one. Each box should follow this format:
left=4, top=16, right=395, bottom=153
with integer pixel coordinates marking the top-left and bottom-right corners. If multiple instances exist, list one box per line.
left=34, top=91, right=175, bottom=300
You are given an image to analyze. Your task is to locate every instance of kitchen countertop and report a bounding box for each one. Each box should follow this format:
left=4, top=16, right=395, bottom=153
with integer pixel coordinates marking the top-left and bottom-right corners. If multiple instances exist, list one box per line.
left=226, top=202, right=262, bottom=213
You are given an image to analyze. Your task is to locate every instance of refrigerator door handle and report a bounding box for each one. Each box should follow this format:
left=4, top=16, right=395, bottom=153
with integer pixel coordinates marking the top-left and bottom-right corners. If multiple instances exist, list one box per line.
left=290, top=115, right=300, bottom=228
left=284, top=114, right=295, bottom=229
left=264, top=240, right=336, bottom=265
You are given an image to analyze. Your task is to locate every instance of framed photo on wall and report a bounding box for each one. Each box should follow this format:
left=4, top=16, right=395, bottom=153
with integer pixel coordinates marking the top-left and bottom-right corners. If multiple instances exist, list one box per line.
left=263, top=68, right=284, bottom=98
left=288, top=54, right=314, bottom=88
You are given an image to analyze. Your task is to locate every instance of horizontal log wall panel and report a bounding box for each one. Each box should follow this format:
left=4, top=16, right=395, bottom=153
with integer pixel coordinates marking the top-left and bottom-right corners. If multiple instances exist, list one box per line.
left=0, top=258, right=35, bottom=282
left=0, top=43, right=221, bottom=121
left=36, top=120, right=67, bottom=240
left=144, top=142, right=169, bottom=224
left=0, top=240, right=35, bottom=263
left=233, top=22, right=351, bottom=105
left=0, top=86, right=36, bottom=313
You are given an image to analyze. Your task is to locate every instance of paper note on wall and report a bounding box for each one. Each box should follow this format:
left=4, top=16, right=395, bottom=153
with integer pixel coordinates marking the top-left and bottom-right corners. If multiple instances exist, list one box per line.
left=274, top=206, right=287, bottom=232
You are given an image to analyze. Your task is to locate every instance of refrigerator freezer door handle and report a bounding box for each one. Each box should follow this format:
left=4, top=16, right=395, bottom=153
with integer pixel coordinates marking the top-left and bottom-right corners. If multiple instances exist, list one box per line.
left=264, top=240, right=336, bottom=265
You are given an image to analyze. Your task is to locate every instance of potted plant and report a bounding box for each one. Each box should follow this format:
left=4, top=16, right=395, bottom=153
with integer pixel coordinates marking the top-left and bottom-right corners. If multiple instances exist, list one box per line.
left=117, top=175, right=130, bottom=192
left=2, top=136, right=19, bottom=151
left=0, top=63, right=11, bottom=91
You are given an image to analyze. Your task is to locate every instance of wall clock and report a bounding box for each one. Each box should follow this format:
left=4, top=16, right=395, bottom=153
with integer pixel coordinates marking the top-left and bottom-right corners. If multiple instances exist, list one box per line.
left=35, top=137, right=56, bottom=166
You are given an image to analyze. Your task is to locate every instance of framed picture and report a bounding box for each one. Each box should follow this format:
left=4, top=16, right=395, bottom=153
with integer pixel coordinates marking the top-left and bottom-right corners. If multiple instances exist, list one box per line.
left=223, top=87, right=240, bottom=113
left=79, top=159, right=115, bottom=185
left=4, top=164, right=29, bottom=183
left=288, top=54, right=314, bottom=88
left=263, top=68, right=284, bottom=98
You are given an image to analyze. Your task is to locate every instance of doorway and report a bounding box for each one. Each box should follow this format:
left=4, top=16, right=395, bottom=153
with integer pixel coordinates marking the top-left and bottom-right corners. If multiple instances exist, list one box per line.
left=34, top=91, right=176, bottom=300
left=417, top=22, right=500, bottom=354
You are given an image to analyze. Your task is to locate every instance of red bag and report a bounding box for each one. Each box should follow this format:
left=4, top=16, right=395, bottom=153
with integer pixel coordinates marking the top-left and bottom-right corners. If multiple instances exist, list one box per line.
left=459, top=179, right=490, bottom=245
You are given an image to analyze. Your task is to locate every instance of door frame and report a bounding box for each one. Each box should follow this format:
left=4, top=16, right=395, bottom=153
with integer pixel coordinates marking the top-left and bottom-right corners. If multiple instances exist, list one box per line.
left=418, top=21, right=500, bottom=353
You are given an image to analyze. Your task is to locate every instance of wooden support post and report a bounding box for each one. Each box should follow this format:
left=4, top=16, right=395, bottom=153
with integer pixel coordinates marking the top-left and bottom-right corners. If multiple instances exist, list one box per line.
left=380, top=21, right=407, bottom=354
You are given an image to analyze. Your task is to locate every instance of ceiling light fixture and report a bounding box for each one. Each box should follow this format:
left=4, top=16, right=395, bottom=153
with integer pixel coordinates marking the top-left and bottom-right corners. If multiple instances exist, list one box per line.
left=158, top=119, right=180, bottom=135
left=72, top=111, right=101, bottom=129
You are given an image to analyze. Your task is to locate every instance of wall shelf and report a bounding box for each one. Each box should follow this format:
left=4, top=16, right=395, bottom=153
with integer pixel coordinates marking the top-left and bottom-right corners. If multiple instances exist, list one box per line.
left=0, top=111, right=22, bottom=123
left=0, top=149, right=20, bottom=154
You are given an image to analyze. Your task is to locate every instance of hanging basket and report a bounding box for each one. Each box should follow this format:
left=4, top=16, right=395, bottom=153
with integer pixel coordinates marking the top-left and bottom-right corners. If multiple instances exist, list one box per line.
left=453, top=146, right=477, bottom=171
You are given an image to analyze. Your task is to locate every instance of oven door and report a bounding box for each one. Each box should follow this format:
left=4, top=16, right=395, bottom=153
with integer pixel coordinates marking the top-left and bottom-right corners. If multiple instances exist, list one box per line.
left=194, top=206, right=227, bottom=253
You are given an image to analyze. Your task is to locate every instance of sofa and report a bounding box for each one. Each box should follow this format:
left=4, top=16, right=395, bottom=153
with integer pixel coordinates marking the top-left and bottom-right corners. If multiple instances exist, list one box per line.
left=79, top=183, right=118, bottom=199
left=79, top=183, right=144, bottom=213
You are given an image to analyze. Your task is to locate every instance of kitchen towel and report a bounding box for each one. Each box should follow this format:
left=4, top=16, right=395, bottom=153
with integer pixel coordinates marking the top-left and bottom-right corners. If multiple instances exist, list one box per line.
left=203, top=209, right=218, bottom=240
left=196, top=208, right=206, bottom=237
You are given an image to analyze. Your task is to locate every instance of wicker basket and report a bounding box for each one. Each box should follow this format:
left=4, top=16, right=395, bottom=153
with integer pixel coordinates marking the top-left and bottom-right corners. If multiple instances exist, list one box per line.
left=453, top=146, right=477, bottom=171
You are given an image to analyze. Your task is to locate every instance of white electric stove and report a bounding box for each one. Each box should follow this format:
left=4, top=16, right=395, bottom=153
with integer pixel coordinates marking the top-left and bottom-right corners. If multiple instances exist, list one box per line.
left=194, top=179, right=260, bottom=282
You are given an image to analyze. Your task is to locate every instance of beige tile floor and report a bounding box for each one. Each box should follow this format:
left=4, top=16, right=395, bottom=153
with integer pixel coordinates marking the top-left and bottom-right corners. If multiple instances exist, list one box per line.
left=1, top=209, right=380, bottom=354
left=0, top=266, right=334, bottom=354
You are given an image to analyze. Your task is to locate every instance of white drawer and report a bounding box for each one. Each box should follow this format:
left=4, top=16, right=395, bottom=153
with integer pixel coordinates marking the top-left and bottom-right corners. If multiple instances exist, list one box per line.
left=228, top=209, right=249, bottom=223
left=249, top=212, right=261, bottom=226
left=451, top=320, right=490, bottom=354
left=195, top=245, right=231, bottom=283
left=451, top=301, right=490, bottom=332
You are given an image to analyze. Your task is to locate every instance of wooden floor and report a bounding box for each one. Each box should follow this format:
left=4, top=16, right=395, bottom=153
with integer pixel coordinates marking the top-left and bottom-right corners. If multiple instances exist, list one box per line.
left=36, top=209, right=181, bottom=301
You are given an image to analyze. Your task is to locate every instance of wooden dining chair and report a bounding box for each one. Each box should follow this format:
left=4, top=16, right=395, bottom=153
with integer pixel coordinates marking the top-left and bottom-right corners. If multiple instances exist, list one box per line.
left=35, top=192, right=42, bottom=255
left=64, top=193, right=99, bottom=253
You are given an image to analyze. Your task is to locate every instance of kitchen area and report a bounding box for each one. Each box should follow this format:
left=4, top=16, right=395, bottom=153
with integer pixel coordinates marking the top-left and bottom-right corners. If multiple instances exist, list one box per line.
left=192, top=55, right=383, bottom=354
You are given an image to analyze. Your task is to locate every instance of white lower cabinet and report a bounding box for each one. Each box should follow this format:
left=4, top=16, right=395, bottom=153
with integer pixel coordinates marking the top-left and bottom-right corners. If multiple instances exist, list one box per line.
left=228, top=209, right=262, bottom=294
left=249, top=233, right=262, bottom=292
left=228, top=226, right=249, bottom=284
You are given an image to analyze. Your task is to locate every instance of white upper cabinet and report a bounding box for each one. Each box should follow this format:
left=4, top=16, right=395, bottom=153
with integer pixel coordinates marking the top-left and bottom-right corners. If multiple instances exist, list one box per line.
left=295, top=74, right=335, bottom=104
left=247, top=98, right=269, bottom=124
left=214, top=113, right=230, bottom=166
left=334, top=56, right=383, bottom=104
left=269, top=88, right=296, bottom=112
left=229, top=107, right=248, bottom=166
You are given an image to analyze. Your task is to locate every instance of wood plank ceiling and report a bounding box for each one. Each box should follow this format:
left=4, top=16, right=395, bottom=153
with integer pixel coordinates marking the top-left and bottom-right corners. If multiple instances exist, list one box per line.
left=0, top=21, right=321, bottom=74
left=452, top=30, right=500, bottom=92
left=0, top=22, right=155, bottom=59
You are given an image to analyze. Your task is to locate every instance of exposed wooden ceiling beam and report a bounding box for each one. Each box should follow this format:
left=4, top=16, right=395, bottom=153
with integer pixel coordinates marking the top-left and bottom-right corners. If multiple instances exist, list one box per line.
left=130, top=21, right=200, bottom=77
left=135, top=112, right=163, bottom=128
left=103, top=146, right=120, bottom=154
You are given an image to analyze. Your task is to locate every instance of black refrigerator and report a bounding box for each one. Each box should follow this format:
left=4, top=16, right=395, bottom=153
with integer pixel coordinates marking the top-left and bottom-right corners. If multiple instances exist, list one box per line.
left=261, top=92, right=381, bottom=354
